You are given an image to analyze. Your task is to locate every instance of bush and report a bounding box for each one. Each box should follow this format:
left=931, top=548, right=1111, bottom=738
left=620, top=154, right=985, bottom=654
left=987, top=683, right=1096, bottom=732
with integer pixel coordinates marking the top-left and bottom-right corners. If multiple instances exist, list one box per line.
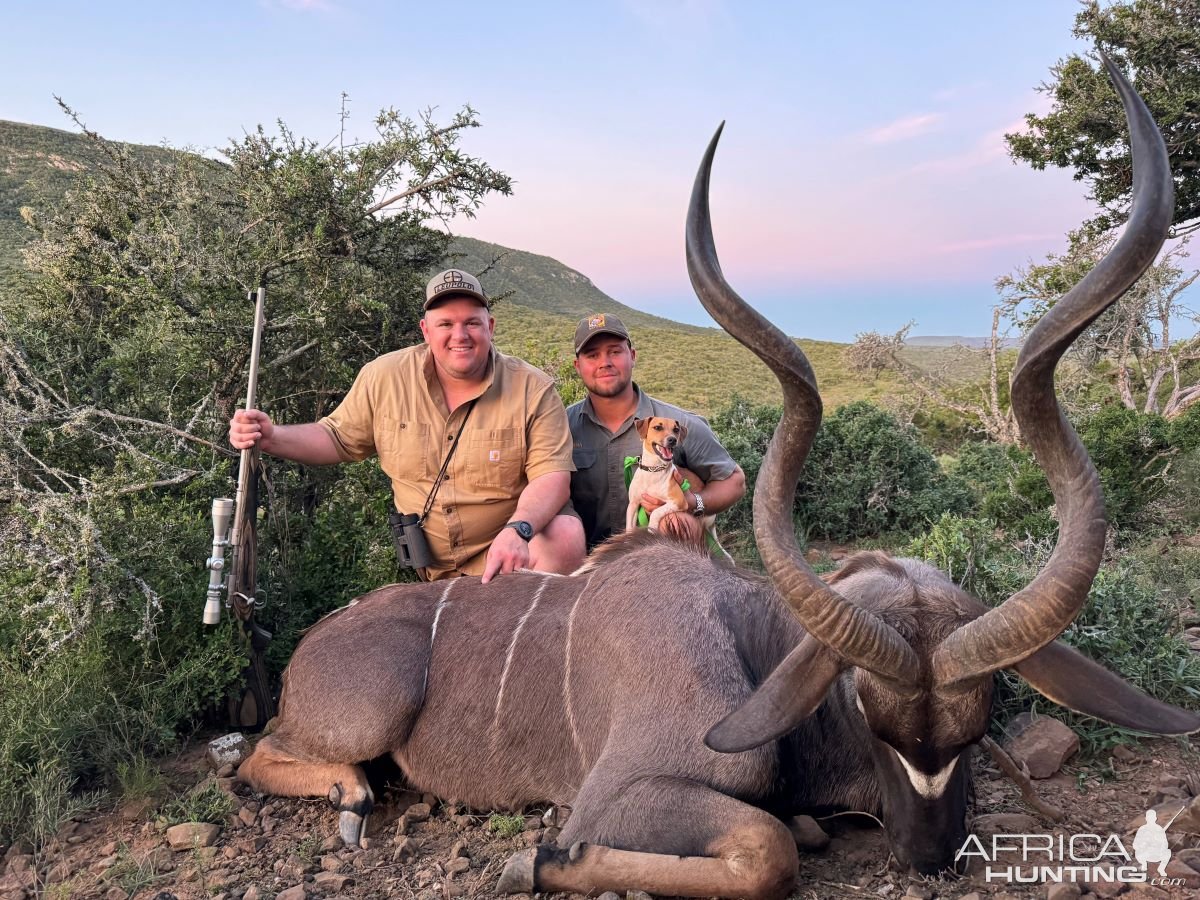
left=795, top=402, right=973, bottom=541
left=951, top=441, right=1055, bottom=540
left=1076, top=404, right=1173, bottom=532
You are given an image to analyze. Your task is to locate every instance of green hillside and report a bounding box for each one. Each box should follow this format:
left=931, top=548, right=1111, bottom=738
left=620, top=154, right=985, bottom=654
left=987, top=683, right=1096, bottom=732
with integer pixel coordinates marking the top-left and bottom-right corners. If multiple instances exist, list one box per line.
left=0, top=118, right=985, bottom=417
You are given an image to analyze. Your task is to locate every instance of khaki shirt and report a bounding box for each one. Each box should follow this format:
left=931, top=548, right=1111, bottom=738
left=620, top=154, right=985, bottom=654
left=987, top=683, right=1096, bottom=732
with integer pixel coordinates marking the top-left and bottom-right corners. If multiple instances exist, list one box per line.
left=320, top=345, right=573, bottom=580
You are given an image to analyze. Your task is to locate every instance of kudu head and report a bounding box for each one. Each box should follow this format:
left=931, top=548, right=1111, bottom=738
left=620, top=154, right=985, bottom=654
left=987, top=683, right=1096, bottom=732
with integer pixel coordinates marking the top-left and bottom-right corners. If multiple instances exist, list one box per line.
left=690, top=55, right=1200, bottom=875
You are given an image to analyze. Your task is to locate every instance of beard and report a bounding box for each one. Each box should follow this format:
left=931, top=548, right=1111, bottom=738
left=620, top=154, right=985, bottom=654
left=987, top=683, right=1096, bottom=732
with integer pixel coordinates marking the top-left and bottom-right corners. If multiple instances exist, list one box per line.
left=586, top=372, right=631, bottom=398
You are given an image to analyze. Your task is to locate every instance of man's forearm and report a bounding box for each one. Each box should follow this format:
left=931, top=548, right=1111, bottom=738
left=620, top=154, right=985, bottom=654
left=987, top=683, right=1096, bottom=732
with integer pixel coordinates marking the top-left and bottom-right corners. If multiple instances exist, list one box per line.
left=693, top=465, right=746, bottom=516
left=261, top=422, right=345, bottom=466
left=512, top=471, right=570, bottom=533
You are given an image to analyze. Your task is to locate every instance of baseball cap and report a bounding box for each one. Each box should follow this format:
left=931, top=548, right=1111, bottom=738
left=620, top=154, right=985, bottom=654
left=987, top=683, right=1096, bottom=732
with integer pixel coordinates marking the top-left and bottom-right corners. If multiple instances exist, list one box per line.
left=574, top=313, right=632, bottom=355
left=424, top=269, right=490, bottom=311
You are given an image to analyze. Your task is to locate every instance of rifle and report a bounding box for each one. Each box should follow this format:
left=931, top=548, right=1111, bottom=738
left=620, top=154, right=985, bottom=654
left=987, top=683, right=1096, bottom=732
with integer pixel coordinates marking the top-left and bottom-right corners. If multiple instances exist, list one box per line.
left=204, top=284, right=276, bottom=730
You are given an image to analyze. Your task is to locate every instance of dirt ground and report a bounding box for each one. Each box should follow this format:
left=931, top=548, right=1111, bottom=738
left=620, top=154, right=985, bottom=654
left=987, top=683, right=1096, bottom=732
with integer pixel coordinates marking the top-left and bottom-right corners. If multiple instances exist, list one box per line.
left=4, top=730, right=1200, bottom=900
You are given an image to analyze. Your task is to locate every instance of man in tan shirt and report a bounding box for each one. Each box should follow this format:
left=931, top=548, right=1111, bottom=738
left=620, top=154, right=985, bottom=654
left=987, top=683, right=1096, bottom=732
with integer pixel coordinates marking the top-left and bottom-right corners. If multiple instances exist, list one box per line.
left=229, top=269, right=585, bottom=582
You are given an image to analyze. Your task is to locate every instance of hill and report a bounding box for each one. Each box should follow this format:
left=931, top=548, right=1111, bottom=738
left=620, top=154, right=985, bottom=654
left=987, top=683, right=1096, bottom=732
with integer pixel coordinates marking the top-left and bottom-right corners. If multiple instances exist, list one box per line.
left=0, top=118, right=987, bottom=416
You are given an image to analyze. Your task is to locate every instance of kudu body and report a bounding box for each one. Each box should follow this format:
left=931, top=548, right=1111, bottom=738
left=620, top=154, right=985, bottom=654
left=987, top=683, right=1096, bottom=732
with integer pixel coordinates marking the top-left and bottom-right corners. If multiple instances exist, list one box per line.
left=238, top=58, right=1200, bottom=899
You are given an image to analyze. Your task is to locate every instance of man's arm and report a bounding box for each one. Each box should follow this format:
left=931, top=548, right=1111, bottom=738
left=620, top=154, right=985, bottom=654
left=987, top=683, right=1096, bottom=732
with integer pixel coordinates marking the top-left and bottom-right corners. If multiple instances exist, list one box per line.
left=682, top=464, right=746, bottom=515
left=230, top=409, right=344, bottom=466
left=481, top=470, right=570, bottom=583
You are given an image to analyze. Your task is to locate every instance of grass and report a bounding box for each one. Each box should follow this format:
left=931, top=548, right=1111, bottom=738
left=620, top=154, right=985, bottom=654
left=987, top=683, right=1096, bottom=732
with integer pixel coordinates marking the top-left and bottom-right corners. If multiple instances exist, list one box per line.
left=157, top=782, right=235, bottom=828
left=486, top=813, right=525, bottom=838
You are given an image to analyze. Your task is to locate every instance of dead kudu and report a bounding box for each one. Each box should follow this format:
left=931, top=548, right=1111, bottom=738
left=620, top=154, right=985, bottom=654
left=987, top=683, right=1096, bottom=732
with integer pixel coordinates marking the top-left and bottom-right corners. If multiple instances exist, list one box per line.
left=238, top=58, right=1200, bottom=898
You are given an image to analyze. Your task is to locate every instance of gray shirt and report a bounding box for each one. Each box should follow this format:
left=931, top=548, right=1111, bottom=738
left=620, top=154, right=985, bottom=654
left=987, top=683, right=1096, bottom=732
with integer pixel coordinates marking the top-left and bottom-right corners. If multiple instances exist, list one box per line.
left=567, top=384, right=738, bottom=548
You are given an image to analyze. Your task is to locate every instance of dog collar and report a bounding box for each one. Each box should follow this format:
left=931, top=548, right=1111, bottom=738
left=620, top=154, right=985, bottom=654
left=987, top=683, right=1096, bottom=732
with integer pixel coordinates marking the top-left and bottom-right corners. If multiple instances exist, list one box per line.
left=636, top=462, right=670, bottom=472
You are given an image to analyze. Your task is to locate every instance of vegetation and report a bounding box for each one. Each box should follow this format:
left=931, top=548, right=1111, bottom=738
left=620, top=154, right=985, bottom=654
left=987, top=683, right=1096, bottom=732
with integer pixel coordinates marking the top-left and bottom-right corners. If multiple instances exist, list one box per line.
left=1007, top=0, right=1200, bottom=236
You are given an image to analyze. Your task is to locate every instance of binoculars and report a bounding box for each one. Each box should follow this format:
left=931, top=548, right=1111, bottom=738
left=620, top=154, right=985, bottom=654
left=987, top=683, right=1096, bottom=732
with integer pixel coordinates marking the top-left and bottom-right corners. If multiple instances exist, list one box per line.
left=389, top=511, right=432, bottom=569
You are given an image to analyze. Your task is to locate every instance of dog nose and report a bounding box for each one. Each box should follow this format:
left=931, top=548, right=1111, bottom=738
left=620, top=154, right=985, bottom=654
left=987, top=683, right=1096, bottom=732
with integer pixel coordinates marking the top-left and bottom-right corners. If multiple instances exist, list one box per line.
left=666, top=436, right=677, bottom=447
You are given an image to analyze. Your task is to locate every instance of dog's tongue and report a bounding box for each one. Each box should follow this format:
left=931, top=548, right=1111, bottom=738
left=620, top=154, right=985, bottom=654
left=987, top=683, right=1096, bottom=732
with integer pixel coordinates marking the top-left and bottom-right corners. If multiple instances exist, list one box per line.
left=658, top=445, right=674, bottom=461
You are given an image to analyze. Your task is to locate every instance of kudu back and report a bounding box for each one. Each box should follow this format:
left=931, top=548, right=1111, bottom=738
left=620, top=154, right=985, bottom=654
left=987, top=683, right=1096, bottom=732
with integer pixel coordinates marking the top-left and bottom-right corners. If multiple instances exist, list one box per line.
left=238, top=57, right=1200, bottom=899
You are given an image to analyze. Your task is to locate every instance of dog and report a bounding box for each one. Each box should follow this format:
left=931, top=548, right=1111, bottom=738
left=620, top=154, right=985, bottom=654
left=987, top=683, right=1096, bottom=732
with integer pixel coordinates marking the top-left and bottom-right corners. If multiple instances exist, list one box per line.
left=626, top=416, right=720, bottom=546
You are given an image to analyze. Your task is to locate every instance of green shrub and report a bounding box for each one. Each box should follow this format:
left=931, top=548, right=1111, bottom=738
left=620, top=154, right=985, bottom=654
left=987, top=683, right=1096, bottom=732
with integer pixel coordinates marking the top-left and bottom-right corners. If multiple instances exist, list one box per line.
left=905, top=514, right=1028, bottom=604
left=157, top=782, right=236, bottom=827
left=487, top=813, right=525, bottom=837
left=1076, top=404, right=1173, bottom=532
left=952, top=441, right=1055, bottom=539
left=795, top=401, right=973, bottom=541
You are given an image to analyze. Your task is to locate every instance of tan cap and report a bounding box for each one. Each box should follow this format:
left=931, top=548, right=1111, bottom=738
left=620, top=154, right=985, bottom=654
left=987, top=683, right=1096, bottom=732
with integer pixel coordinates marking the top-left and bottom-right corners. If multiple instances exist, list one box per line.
left=424, top=269, right=490, bottom=311
left=574, top=313, right=632, bottom=355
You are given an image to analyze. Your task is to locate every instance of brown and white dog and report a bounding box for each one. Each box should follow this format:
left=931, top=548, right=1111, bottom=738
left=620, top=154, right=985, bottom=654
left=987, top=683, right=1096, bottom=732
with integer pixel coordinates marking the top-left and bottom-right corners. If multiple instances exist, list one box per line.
left=626, top=416, right=719, bottom=544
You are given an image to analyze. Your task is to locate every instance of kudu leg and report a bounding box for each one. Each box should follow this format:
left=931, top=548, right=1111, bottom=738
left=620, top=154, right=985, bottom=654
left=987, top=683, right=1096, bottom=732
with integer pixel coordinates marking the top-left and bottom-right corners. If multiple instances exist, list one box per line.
left=236, top=734, right=374, bottom=845
left=497, top=776, right=797, bottom=900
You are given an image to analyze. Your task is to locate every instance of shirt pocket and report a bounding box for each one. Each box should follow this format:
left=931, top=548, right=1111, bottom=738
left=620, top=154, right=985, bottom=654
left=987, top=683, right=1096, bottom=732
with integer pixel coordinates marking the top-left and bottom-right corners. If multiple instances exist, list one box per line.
left=465, top=427, right=524, bottom=489
left=376, top=417, right=432, bottom=481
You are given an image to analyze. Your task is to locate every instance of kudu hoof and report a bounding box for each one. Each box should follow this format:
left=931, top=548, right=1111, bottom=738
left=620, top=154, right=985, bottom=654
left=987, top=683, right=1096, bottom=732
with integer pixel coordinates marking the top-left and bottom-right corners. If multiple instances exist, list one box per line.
left=496, top=848, right=536, bottom=893
left=339, top=809, right=368, bottom=847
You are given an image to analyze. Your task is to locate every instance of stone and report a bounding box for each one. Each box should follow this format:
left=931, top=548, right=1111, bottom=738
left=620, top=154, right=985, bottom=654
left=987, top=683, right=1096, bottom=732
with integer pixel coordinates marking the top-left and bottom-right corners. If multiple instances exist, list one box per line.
left=242, top=887, right=261, bottom=900
left=421, top=792, right=437, bottom=808
left=447, top=857, right=471, bottom=874
left=393, top=837, right=419, bottom=863
left=521, top=830, right=543, bottom=846
left=105, top=888, right=129, bottom=900
left=957, top=894, right=984, bottom=900
left=1126, top=798, right=1200, bottom=835
left=1127, top=885, right=1170, bottom=898
left=1045, top=885, right=1081, bottom=899
left=449, top=840, right=469, bottom=859
left=206, top=733, right=251, bottom=770
left=1086, top=879, right=1128, bottom=898
left=627, top=892, right=654, bottom=900
left=237, top=807, right=257, bottom=827
left=787, top=814, right=829, bottom=850
left=1004, top=716, right=1080, bottom=779
left=1111, top=744, right=1138, bottom=763
left=165, top=822, right=221, bottom=850
left=405, top=803, right=432, bottom=823
left=136, top=847, right=175, bottom=874
left=314, top=872, right=354, bottom=892
left=598, top=893, right=621, bottom=900
left=523, top=815, right=542, bottom=831
left=902, top=886, right=932, bottom=900
left=545, top=826, right=561, bottom=843
left=321, top=854, right=344, bottom=872
left=542, top=806, right=572, bottom=828
left=276, top=887, right=307, bottom=900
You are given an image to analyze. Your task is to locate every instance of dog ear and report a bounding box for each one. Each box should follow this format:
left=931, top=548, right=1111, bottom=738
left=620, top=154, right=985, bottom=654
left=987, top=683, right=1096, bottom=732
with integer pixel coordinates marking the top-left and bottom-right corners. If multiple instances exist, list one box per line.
left=677, top=421, right=688, bottom=443
left=635, top=417, right=649, bottom=439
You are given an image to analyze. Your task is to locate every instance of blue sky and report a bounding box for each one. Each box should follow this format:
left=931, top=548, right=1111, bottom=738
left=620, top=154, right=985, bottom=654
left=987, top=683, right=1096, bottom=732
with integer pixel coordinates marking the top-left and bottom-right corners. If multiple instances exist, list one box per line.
left=7, top=1, right=1124, bottom=340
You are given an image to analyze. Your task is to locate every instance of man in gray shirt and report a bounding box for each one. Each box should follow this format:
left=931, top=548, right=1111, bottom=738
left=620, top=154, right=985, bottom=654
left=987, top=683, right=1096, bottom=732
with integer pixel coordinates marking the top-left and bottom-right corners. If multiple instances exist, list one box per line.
left=567, top=313, right=747, bottom=549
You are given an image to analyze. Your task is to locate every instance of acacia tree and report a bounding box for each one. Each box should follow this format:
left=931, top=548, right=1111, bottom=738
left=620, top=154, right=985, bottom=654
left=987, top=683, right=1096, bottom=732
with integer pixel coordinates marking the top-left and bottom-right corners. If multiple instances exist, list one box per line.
left=0, top=103, right=510, bottom=841
left=996, top=231, right=1200, bottom=417
left=846, top=313, right=1020, bottom=444
left=1006, top=0, right=1200, bottom=236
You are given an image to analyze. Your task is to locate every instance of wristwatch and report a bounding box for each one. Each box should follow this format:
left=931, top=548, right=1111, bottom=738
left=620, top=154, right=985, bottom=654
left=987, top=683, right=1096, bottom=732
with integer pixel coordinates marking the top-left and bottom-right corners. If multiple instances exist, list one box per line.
left=692, top=492, right=706, bottom=518
left=504, top=520, right=535, bottom=541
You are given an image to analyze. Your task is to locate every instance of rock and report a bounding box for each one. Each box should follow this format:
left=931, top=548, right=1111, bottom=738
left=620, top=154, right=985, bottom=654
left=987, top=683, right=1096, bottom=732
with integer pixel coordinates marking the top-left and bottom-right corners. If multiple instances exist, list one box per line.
left=971, top=812, right=1041, bottom=837
left=237, top=806, right=256, bottom=827
left=523, top=815, right=542, bottom=831
left=542, top=805, right=572, bottom=828
left=1086, top=879, right=1128, bottom=898
left=627, top=892, right=654, bottom=900
left=452, top=814, right=473, bottom=828
left=406, top=802, right=432, bottom=823
left=216, top=763, right=235, bottom=778
left=105, top=888, right=129, bottom=900
left=447, top=857, right=471, bottom=874
left=1045, top=885, right=1082, bottom=899
left=902, top=886, right=932, bottom=899
left=1163, top=856, right=1200, bottom=887
left=394, top=837, right=419, bottom=863
left=165, top=822, right=221, bottom=850
left=957, top=894, right=984, bottom=900
left=1111, top=744, right=1138, bottom=763
left=243, top=887, right=261, bottom=900
left=598, top=893, right=621, bottom=900
left=136, top=847, right=175, bottom=874
left=1004, top=716, right=1080, bottom=778
left=276, top=887, right=307, bottom=900
left=321, top=854, right=344, bottom=872
left=545, top=826, right=561, bottom=843
left=787, top=814, right=829, bottom=850
left=207, top=733, right=251, bottom=770
left=314, top=871, right=354, bottom=892
left=421, top=792, right=437, bottom=808
left=521, top=829, right=543, bottom=846
left=449, top=840, right=469, bottom=859
left=1127, top=885, right=1170, bottom=898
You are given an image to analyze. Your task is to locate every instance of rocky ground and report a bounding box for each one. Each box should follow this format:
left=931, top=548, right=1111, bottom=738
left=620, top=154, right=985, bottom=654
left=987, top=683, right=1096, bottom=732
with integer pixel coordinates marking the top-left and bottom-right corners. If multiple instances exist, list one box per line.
left=2, top=723, right=1200, bottom=900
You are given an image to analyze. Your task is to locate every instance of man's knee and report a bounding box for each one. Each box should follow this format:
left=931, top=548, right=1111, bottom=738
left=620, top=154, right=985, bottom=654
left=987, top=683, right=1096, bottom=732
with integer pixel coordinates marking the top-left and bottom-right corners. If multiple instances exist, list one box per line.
left=530, top=515, right=586, bottom=573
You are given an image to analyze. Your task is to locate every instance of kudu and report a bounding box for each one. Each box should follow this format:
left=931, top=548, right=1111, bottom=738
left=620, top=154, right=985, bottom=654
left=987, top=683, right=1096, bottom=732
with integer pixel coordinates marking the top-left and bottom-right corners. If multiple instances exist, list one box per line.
left=238, top=57, right=1200, bottom=898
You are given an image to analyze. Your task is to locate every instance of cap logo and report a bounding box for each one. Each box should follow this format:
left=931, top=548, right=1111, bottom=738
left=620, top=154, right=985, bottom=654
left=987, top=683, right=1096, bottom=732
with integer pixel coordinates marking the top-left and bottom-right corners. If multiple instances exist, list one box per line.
left=588, top=314, right=606, bottom=330
left=432, top=269, right=476, bottom=296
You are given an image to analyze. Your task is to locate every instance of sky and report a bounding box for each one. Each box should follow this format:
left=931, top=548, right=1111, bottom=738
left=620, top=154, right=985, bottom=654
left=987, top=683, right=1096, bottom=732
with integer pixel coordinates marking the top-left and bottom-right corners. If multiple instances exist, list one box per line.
left=5, top=1, right=1124, bottom=340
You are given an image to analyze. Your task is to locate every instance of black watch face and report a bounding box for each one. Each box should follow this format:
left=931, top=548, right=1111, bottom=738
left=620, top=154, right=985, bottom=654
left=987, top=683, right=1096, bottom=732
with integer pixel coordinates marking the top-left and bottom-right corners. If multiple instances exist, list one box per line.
left=511, top=521, right=534, bottom=541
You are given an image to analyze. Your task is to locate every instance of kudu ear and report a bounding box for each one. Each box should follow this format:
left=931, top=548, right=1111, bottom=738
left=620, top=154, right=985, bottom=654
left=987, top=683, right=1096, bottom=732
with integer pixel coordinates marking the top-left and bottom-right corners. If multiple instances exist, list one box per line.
left=705, top=635, right=842, bottom=753
left=1014, top=640, right=1200, bottom=735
